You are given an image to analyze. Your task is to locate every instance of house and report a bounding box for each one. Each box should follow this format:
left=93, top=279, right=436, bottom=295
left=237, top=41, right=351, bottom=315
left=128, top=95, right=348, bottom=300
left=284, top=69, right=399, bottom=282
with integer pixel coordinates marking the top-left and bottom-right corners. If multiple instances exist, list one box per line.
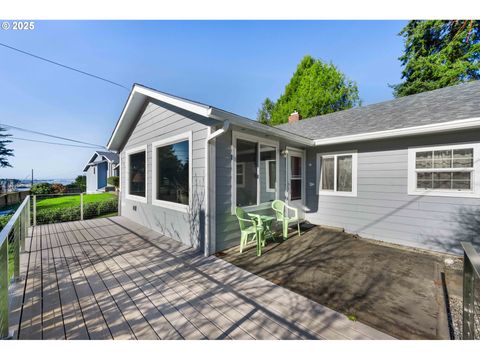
left=83, top=150, right=119, bottom=193
left=107, top=81, right=480, bottom=255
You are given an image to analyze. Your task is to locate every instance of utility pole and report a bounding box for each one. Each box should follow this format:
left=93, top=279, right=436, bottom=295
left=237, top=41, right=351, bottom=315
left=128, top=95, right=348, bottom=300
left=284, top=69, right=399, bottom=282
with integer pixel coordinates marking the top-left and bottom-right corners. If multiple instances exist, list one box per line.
left=31, top=169, right=34, bottom=188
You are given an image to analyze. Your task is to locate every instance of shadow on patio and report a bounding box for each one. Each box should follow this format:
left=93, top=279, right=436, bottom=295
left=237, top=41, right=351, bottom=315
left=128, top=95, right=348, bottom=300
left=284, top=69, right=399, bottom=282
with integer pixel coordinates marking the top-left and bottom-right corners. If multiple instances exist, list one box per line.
left=217, top=224, right=460, bottom=340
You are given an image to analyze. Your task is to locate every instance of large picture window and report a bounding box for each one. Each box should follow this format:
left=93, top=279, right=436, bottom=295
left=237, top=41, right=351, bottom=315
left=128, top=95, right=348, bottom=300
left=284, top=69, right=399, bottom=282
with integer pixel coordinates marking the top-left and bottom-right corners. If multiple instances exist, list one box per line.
left=233, top=132, right=279, bottom=212
left=152, top=133, right=191, bottom=210
left=127, top=148, right=146, bottom=199
left=317, top=151, right=357, bottom=196
left=408, top=144, right=480, bottom=197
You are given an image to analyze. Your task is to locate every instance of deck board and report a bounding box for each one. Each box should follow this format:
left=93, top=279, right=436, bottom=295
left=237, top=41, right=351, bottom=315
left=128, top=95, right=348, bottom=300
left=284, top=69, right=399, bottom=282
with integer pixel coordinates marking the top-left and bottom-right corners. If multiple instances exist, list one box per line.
left=9, top=216, right=394, bottom=340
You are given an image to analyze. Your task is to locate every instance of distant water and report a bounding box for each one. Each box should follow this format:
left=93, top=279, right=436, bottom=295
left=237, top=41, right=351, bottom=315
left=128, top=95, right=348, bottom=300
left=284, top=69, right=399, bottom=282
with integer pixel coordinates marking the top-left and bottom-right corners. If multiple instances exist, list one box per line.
left=15, top=178, right=75, bottom=190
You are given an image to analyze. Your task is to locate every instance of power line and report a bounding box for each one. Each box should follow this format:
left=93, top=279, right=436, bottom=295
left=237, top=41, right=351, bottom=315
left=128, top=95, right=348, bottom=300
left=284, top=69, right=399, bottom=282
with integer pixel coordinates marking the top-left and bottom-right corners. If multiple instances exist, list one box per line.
left=0, top=42, right=129, bottom=91
left=1, top=123, right=106, bottom=148
left=11, top=137, right=101, bottom=149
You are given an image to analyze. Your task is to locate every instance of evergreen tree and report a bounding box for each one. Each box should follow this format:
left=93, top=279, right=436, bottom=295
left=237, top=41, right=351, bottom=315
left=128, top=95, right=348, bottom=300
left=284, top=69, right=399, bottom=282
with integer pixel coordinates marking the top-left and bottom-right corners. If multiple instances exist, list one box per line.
left=393, top=20, right=480, bottom=97
left=257, top=55, right=360, bottom=125
left=0, top=126, right=13, bottom=168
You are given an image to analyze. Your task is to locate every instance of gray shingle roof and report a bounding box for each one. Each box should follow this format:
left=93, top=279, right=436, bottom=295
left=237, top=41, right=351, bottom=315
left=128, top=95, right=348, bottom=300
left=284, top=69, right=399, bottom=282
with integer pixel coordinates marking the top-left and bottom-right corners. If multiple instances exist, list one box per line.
left=96, top=151, right=119, bottom=163
left=276, top=81, right=480, bottom=140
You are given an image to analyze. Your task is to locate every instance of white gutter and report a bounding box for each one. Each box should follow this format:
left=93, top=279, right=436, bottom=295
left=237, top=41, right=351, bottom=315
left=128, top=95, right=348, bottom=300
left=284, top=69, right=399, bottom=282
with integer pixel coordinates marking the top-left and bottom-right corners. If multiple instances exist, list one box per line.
left=209, top=108, right=313, bottom=146
left=204, top=120, right=230, bottom=256
left=313, top=117, right=480, bottom=146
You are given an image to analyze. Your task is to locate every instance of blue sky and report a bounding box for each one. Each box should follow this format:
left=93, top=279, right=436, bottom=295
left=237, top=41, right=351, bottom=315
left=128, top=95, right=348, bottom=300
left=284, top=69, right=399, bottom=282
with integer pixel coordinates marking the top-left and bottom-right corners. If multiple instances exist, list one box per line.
left=0, top=20, right=407, bottom=179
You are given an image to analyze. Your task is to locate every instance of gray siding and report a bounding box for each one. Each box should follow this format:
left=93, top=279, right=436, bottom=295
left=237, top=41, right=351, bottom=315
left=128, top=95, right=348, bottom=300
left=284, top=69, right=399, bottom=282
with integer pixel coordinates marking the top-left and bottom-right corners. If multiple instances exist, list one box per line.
left=305, top=130, right=480, bottom=254
left=120, top=99, right=216, bottom=250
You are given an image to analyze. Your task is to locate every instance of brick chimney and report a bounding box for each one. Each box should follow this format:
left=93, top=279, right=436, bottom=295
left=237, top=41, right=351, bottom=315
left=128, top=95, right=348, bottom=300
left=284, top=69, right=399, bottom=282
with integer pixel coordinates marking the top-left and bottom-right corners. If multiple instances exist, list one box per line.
left=288, top=111, right=302, bottom=124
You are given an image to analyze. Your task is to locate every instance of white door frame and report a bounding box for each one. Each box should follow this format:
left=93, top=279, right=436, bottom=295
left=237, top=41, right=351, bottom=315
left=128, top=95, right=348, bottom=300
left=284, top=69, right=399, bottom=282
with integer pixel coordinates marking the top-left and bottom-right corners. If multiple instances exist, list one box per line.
left=286, top=146, right=306, bottom=211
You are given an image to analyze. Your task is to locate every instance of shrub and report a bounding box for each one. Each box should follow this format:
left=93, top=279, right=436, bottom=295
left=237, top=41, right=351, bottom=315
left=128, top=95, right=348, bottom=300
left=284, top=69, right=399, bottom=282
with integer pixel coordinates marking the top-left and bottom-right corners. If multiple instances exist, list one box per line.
left=50, top=183, right=66, bottom=194
left=36, top=206, right=81, bottom=225
left=84, top=198, right=118, bottom=219
left=107, top=176, right=119, bottom=188
left=0, top=214, right=12, bottom=232
left=30, top=182, right=52, bottom=195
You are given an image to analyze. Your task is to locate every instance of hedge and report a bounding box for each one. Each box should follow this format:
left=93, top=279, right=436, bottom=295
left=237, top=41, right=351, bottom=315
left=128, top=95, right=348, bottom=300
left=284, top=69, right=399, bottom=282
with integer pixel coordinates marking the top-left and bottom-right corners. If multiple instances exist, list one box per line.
left=35, top=197, right=118, bottom=225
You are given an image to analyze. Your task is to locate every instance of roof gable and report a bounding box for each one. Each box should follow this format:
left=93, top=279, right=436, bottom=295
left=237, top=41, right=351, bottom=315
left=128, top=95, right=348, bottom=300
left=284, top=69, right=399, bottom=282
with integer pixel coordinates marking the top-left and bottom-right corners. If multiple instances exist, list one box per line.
left=83, top=151, right=119, bottom=172
left=106, top=84, right=314, bottom=152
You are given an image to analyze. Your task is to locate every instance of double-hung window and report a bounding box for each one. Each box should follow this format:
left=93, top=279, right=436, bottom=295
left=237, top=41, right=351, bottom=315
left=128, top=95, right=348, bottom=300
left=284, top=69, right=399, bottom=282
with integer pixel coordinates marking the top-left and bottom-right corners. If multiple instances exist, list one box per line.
left=317, top=151, right=357, bottom=196
left=408, top=143, right=479, bottom=197
left=126, top=146, right=147, bottom=202
left=152, top=132, right=192, bottom=211
left=232, top=132, right=279, bottom=212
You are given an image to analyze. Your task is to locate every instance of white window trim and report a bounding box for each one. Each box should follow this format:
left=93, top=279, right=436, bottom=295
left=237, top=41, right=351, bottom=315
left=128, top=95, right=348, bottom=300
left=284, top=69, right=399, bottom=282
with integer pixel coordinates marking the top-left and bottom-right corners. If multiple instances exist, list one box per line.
left=265, top=159, right=276, bottom=193
left=125, top=145, right=148, bottom=203
left=236, top=162, right=245, bottom=188
left=151, top=131, right=193, bottom=213
left=316, top=150, right=358, bottom=197
left=408, top=143, right=480, bottom=198
left=231, top=131, right=280, bottom=214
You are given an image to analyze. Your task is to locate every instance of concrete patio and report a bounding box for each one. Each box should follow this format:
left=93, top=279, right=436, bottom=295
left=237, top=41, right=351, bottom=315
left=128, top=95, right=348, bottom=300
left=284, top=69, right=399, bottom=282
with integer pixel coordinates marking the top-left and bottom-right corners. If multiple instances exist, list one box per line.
left=8, top=217, right=392, bottom=340
left=217, top=224, right=460, bottom=340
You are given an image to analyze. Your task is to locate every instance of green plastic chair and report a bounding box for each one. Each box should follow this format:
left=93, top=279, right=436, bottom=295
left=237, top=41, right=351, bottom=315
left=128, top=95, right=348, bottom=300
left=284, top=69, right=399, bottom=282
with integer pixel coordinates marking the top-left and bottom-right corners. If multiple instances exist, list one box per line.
left=271, top=200, right=301, bottom=239
left=235, top=207, right=264, bottom=255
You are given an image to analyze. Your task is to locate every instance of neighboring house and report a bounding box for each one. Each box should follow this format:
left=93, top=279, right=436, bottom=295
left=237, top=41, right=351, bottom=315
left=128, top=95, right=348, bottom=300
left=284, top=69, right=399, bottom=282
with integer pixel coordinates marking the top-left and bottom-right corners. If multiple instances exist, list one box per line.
left=107, top=81, right=480, bottom=255
left=83, top=151, right=119, bottom=193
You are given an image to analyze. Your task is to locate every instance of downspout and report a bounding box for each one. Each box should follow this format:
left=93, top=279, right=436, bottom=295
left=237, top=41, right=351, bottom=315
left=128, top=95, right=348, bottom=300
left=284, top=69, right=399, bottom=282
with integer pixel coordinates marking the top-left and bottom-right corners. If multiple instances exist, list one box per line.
left=204, top=120, right=230, bottom=257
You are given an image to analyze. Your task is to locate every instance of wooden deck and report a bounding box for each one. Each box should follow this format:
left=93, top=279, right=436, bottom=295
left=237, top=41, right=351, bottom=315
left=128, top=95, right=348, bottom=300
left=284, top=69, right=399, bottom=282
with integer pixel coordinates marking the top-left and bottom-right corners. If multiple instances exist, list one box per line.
left=8, top=217, right=393, bottom=340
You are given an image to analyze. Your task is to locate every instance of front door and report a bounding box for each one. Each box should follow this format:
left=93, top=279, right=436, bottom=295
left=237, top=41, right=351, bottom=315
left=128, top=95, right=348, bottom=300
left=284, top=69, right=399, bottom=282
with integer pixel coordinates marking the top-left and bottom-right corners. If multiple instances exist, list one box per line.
left=287, top=149, right=305, bottom=217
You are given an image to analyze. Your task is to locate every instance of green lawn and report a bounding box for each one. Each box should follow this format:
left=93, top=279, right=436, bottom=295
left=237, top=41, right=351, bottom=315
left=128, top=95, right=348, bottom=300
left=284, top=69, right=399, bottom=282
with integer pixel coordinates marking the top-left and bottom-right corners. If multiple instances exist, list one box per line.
left=36, top=193, right=117, bottom=211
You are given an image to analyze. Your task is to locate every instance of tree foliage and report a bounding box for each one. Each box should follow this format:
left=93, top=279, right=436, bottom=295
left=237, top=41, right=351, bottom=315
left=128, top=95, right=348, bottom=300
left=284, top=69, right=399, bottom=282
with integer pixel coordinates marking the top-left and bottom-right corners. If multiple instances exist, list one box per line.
left=107, top=176, right=119, bottom=188
left=50, top=183, right=66, bottom=194
left=393, top=20, right=480, bottom=97
left=30, top=182, right=52, bottom=195
left=0, top=126, right=13, bottom=168
left=257, top=55, right=360, bottom=125
left=73, top=175, right=86, bottom=192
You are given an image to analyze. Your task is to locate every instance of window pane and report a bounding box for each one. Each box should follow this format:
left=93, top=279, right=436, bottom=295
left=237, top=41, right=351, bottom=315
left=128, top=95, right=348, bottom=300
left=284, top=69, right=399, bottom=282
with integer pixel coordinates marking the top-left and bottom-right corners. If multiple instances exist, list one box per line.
left=433, top=150, right=452, bottom=168
left=452, top=171, right=472, bottom=190
left=236, top=164, right=244, bottom=186
left=416, top=151, right=433, bottom=169
left=291, top=156, right=301, bottom=177
left=290, top=179, right=301, bottom=200
left=156, top=140, right=189, bottom=205
left=337, top=155, right=352, bottom=192
left=260, top=145, right=276, bottom=202
left=129, top=151, right=146, bottom=197
left=268, top=161, right=276, bottom=189
left=236, top=139, right=257, bottom=206
left=321, top=157, right=334, bottom=190
left=433, top=172, right=452, bottom=189
left=453, top=148, right=473, bottom=168
left=416, top=172, right=433, bottom=189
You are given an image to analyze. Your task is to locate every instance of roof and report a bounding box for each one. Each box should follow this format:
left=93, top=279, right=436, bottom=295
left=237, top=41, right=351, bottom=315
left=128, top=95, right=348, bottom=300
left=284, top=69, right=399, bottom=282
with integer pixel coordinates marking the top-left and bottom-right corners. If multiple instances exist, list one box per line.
left=83, top=151, right=119, bottom=172
left=107, top=81, right=480, bottom=151
left=106, top=84, right=314, bottom=152
left=96, top=151, right=119, bottom=163
left=276, top=81, right=480, bottom=142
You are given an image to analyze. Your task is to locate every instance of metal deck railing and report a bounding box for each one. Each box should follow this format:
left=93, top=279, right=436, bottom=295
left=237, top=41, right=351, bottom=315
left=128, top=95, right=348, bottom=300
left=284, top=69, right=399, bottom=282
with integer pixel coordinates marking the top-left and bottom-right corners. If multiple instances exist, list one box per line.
left=0, top=196, right=30, bottom=339
left=461, top=242, right=480, bottom=340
